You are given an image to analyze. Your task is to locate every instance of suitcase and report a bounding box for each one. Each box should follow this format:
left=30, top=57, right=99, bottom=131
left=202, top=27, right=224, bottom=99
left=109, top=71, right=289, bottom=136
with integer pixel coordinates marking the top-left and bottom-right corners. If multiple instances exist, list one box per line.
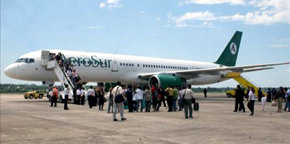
left=194, top=103, right=199, bottom=111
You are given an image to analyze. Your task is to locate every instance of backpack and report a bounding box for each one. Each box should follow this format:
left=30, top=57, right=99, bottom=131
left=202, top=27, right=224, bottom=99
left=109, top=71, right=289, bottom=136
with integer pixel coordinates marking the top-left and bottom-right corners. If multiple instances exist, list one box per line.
left=114, top=87, right=124, bottom=103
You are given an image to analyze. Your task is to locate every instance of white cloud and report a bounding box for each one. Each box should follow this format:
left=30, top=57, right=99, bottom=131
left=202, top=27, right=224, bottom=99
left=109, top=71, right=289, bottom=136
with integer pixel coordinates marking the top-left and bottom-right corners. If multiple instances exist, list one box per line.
left=172, top=0, right=290, bottom=27
left=268, top=44, right=289, bottom=48
left=99, top=0, right=122, bottom=9
left=245, top=0, right=290, bottom=25
left=99, top=2, right=106, bottom=8
left=181, top=0, right=245, bottom=5
left=88, top=25, right=104, bottom=29
left=107, top=0, right=122, bottom=8
left=171, top=11, right=245, bottom=27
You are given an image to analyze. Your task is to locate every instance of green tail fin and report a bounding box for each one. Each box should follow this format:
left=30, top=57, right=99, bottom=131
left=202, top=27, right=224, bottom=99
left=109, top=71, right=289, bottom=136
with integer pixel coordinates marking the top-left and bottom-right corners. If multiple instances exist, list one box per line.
left=215, top=31, right=243, bottom=66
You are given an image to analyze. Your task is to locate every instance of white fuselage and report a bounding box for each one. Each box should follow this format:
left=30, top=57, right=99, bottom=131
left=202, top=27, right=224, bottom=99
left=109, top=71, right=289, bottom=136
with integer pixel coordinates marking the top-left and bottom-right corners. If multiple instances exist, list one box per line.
left=4, top=50, right=229, bottom=85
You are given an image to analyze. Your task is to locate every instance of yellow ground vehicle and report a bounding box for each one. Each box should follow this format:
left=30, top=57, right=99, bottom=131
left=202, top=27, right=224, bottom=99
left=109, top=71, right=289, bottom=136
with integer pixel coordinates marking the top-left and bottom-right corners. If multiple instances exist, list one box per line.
left=226, top=89, right=247, bottom=98
left=24, top=91, right=45, bottom=99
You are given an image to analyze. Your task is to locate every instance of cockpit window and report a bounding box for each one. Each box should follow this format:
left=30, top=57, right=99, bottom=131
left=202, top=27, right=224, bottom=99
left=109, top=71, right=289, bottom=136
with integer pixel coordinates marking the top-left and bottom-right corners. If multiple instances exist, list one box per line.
left=28, top=58, right=35, bottom=63
left=15, top=58, right=24, bottom=63
left=15, top=58, right=35, bottom=63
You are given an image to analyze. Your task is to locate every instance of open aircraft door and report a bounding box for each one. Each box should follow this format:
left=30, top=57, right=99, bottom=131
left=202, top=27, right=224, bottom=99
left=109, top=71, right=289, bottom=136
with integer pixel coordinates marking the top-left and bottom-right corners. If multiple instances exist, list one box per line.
left=41, top=50, right=50, bottom=67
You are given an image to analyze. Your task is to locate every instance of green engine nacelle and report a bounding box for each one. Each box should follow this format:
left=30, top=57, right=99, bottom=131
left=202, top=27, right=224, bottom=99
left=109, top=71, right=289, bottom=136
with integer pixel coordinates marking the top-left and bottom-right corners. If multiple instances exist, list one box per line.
left=149, top=74, right=186, bottom=89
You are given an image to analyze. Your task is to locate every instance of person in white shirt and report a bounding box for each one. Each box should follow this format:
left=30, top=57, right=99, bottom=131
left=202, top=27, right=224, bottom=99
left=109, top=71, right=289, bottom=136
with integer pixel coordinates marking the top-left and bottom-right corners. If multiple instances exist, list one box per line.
left=87, top=86, right=95, bottom=108
left=182, top=85, right=195, bottom=119
left=112, top=82, right=126, bottom=121
left=261, top=95, right=266, bottom=111
left=247, top=87, right=256, bottom=116
left=284, top=88, right=290, bottom=112
left=80, top=87, right=86, bottom=105
left=135, top=86, right=145, bottom=112
left=64, top=84, right=69, bottom=110
left=76, top=87, right=81, bottom=105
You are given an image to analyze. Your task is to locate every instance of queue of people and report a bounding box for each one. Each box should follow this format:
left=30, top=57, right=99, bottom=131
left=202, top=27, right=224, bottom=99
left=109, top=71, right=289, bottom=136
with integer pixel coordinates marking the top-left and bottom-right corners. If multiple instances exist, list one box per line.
left=233, top=85, right=290, bottom=116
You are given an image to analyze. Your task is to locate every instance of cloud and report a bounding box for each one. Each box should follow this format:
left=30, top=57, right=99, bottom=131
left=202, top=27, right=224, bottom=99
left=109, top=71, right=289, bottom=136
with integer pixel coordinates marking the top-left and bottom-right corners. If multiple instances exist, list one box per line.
left=99, top=3, right=106, bottom=8
left=287, top=68, right=290, bottom=73
left=172, top=0, right=290, bottom=27
left=99, top=0, right=122, bottom=9
left=245, top=0, right=290, bottom=25
left=268, top=44, right=289, bottom=48
left=181, top=0, right=245, bottom=5
left=170, top=11, right=245, bottom=27
left=88, top=25, right=104, bottom=29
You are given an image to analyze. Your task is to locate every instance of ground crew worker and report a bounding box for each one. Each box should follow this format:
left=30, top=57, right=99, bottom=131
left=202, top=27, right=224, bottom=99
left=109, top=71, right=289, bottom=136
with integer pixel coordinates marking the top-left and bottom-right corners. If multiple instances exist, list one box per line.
left=64, top=84, right=69, bottom=110
left=233, top=85, right=245, bottom=112
left=51, top=86, right=58, bottom=107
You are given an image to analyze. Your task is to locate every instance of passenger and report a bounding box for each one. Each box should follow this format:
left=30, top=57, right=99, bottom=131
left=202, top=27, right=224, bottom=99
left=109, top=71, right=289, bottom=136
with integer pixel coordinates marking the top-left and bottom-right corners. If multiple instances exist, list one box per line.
left=258, top=88, right=263, bottom=102
left=165, top=86, right=174, bottom=112
left=271, top=88, right=277, bottom=101
left=133, top=90, right=137, bottom=111
left=261, top=95, right=266, bottom=111
left=172, top=87, right=178, bottom=111
left=284, top=88, right=290, bottom=112
left=50, top=86, right=58, bottom=107
left=182, top=85, right=194, bottom=119
left=112, top=81, right=126, bottom=121
left=144, top=86, right=152, bottom=112
left=156, top=88, right=162, bottom=111
left=87, top=86, right=95, bottom=109
left=66, top=68, right=72, bottom=80
left=247, top=87, right=256, bottom=116
left=267, top=88, right=272, bottom=102
left=107, top=87, right=113, bottom=113
left=55, top=52, right=61, bottom=63
left=203, top=88, right=207, bottom=98
left=233, top=85, right=245, bottom=112
left=126, top=85, right=134, bottom=112
left=80, top=87, right=86, bottom=105
left=135, top=86, right=144, bottom=112
left=76, top=87, right=81, bottom=105
left=276, top=87, right=285, bottom=113
left=64, top=84, right=69, bottom=110
left=159, top=87, right=166, bottom=108
left=98, top=85, right=105, bottom=111
left=178, top=87, right=184, bottom=111
left=151, top=85, right=157, bottom=112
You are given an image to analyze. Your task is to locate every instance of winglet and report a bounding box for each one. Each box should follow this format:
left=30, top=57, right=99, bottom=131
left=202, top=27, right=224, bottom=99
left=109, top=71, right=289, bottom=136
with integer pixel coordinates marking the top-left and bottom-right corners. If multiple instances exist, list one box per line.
left=215, top=31, right=243, bottom=66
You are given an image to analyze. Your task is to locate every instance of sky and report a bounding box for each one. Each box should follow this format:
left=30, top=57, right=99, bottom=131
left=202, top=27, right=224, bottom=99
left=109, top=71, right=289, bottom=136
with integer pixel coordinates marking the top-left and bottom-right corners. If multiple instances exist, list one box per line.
left=1, top=0, right=290, bottom=87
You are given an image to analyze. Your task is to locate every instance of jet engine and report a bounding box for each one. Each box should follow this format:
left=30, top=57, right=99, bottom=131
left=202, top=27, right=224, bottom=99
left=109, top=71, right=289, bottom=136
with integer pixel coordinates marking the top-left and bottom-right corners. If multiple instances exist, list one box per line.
left=148, top=74, right=186, bottom=88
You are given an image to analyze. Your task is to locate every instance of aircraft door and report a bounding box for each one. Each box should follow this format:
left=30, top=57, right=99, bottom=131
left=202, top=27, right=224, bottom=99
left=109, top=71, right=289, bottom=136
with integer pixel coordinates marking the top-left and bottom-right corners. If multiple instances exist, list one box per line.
left=41, top=50, right=50, bottom=66
left=111, top=59, right=119, bottom=72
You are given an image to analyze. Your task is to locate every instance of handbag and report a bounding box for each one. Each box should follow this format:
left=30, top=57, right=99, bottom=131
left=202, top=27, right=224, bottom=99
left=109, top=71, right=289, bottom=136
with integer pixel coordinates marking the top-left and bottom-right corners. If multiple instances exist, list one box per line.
left=271, top=100, right=277, bottom=107
left=194, top=103, right=199, bottom=111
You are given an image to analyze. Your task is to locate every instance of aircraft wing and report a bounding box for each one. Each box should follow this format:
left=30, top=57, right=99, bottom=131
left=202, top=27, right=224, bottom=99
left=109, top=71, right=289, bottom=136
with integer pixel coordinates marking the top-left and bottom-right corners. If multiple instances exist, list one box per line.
left=139, top=62, right=290, bottom=79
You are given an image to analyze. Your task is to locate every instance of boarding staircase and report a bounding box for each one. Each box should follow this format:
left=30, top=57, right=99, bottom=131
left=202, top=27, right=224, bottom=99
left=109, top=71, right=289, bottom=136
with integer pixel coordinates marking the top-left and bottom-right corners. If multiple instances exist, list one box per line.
left=226, top=72, right=266, bottom=96
left=41, top=50, right=75, bottom=102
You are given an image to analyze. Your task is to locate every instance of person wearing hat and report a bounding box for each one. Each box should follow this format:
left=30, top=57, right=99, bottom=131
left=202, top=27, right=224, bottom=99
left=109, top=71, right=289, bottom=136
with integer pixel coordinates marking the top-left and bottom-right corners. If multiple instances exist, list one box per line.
left=51, top=86, right=58, bottom=107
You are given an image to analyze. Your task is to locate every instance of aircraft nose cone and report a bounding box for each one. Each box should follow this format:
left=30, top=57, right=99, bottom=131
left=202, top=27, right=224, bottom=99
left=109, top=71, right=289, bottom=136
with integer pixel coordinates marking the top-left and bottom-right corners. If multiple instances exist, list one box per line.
left=4, top=64, right=16, bottom=78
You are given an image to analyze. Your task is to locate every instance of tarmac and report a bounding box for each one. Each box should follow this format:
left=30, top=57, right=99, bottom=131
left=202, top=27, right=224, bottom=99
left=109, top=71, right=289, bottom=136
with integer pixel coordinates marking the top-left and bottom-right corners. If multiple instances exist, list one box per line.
left=1, top=93, right=290, bottom=144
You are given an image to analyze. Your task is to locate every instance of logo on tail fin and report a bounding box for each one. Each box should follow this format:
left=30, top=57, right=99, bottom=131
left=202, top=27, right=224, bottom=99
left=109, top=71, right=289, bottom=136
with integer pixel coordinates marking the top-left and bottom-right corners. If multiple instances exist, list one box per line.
left=230, top=42, right=237, bottom=55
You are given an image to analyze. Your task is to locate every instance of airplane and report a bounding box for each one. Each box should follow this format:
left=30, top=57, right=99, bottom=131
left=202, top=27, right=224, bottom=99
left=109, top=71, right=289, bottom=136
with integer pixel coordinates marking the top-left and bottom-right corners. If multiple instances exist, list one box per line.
left=4, top=31, right=290, bottom=90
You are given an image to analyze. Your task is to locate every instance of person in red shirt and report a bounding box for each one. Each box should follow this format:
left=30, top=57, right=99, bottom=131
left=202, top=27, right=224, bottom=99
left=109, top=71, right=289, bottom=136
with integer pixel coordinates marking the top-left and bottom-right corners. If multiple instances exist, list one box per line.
left=51, top=86, right=58, bottom=107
